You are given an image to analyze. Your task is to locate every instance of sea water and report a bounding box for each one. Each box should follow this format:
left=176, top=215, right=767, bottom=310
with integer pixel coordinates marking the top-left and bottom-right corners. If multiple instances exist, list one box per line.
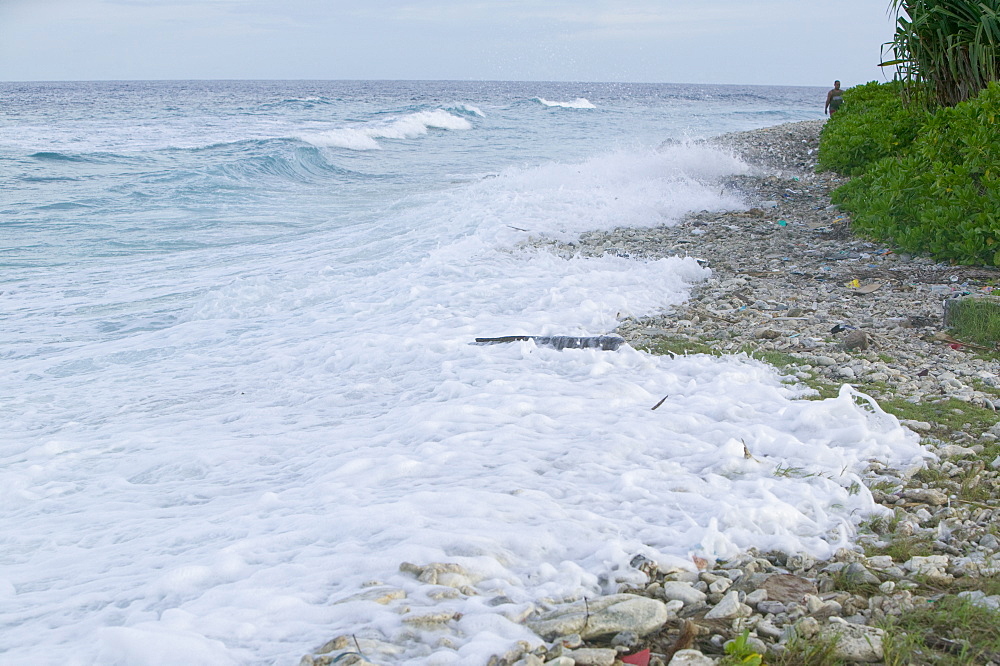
left=0, top=80, right=928, bottom=665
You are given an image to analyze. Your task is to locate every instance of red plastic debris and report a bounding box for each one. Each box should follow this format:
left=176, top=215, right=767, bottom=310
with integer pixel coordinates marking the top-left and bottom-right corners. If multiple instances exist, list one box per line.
left=620, top=649, right=650, bottom=666
left=950, top=343, right=963, bottom=350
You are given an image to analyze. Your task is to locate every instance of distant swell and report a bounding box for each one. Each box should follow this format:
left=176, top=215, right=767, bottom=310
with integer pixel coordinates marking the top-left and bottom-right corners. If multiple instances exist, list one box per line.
left=300, top=109, right=474, bottom=151
left=30, top=151, right=88, bottom=162
left=213, top=145, right=361, bottom=184
left=534, top=97, right=596, bottom=109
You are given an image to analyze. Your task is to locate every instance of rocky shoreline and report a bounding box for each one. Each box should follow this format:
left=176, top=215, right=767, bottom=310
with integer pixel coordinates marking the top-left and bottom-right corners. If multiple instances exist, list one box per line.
left=302, top=120, right=1000, bottom=666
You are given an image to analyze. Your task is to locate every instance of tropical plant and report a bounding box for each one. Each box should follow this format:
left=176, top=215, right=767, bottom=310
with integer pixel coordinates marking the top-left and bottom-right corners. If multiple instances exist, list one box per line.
left=721, top=630, right=764, bottom=666
left=882, top=0, right=1000, bottom=107
left=817, top=81, right=927, bottom=175
left=831, top=81, right=1000, bottom=266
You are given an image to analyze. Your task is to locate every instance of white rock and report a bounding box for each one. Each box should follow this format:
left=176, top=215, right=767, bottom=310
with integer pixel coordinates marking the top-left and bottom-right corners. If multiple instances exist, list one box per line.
left=708, top=578, right=732, bottom=595
left=756, top=618, right=783, bottom=639
left=543, top=658, right=575, bottom=666
left=664, top=599, right=684, bottom=615
left=668, top=649, right=716, bottom=666
left=704, top=591, right=751, bottom=619
left=903, top=488, right=949, bottom=505
left=901, top=419, right=932, bottom=432
left=660, top=581, right=707, bottom=606
left=904, top=555, right=949, bottom=575
left=866, top=555, right=894, bottom=570
left=564, top=648, right=617, bottom=666
left=820, top=619, right=884, bottom=662
left=958, top=590, right=1000, bottom=611
left=514, top=655, right=545, bottom=666
left=527, top=594, right=669, bottom=640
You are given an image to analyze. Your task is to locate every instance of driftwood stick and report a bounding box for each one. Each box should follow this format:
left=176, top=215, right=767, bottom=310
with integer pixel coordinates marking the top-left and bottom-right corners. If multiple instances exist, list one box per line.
left=474, top=335, right=625, bottom=351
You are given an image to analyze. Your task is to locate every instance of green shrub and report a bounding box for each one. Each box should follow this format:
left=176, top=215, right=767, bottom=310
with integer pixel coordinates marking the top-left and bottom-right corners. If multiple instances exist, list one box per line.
left=817, top=81, right=928, bottom=175
left=831, top=81, right=1000, bottom=266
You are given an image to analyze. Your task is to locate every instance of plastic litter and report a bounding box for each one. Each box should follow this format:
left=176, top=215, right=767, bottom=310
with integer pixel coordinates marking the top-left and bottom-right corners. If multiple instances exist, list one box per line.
left=852, top=281, right=885, bottom=295
left=621, top=649, right=651, bottom=666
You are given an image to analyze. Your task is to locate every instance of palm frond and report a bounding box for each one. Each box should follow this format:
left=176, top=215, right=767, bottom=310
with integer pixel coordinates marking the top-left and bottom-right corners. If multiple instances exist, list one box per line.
left=884, top=0, right=1000, bottom=107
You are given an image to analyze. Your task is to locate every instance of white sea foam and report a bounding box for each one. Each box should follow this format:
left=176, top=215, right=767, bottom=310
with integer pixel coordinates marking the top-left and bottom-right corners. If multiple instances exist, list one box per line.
left=301, top=109, right=473, bottom=150
left=2, top=81, right=904, bottom=665
left=534, top=97, right=597, bottom=109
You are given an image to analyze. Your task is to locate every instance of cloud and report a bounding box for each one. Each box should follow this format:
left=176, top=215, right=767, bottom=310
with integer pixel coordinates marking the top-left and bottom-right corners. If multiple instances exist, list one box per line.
left=0, top=0, right=897, bottom=84
left=357, top=0, right=837, bottom=43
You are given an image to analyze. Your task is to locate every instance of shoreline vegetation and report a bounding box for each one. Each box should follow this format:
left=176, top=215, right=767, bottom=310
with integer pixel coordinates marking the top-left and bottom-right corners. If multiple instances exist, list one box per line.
left=301, top=119, right=1000, bottom=666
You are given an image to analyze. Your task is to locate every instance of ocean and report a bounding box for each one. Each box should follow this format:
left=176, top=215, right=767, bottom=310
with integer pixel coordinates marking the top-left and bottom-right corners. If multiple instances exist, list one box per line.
left=0, top=80, right=927, bottom=664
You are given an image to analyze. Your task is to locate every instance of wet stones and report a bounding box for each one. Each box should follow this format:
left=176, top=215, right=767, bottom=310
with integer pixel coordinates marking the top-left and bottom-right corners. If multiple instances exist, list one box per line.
left=760, top=574, right=817, bottom=605
left=659, top=581, right=707, bottom=606
left=840, top=329, right=870, bottom=351
left=526, top=594, right=670, bottom=641
left=702, top=591, right=751, bottom=620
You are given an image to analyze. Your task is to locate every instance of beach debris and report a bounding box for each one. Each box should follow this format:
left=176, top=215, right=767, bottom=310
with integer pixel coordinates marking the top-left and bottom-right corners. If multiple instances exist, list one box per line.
left=852, top=281, right=885, bottom=294
left=474, top=335, right=625, bottom=351
left=619, top=648, right=650, bottom=665
left=931, top=331, right=993, bottom=351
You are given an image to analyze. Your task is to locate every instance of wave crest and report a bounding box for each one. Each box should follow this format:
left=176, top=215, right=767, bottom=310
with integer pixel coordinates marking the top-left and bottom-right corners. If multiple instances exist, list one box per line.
left=301, top=109, right=473, bottom=151
left=534, top=97, right=596, bottom=109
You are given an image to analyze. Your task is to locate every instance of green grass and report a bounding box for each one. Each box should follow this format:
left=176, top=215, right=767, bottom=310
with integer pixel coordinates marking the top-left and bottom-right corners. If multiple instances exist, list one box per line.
left=969, top=376, right=1000, bottom=398
left=879, top=396, right=999, bottom=437
left=910, top=456, right=999, bottom=505
left=635, top=335, right=719, bottom=358
left=868, top=479, right=904, bottom=495
left=773, top=463, right=807, bottom=478
left=880, top=581, right=1000, bottom=665
left=863, top=534, right=936, bottom=562
left=766, top=632, right=844, bottom=666
left=947, top=297, right=1000, bottom=347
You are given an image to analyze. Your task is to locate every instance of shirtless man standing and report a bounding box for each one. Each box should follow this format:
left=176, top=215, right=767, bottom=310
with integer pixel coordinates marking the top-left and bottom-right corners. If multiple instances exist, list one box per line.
left=825, top=80, right=844, bottom=115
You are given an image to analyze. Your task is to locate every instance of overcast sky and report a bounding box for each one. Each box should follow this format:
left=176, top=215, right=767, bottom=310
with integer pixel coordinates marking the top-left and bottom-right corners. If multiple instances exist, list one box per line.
left=1, top=0, right=899, bottom=86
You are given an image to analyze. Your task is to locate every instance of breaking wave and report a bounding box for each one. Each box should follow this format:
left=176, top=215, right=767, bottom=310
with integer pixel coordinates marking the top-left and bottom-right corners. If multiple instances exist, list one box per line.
left=300, top=108, right=474, bottom=151
left=534, top=97, right=597, bottom=109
